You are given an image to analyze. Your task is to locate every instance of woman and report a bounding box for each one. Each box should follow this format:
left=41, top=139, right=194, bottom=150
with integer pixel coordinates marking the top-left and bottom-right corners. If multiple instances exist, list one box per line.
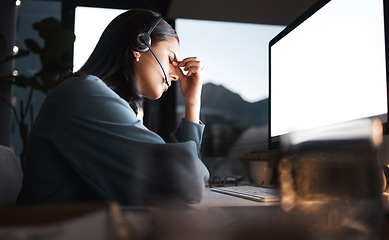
left=17, top=9, right=209, bottom=205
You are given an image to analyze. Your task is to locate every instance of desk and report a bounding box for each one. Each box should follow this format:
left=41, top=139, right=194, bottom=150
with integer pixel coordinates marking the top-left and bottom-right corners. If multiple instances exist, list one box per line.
left=122, top=187, right=389, bottom=240
left=123, top=189, right=297, bottom=240
left=0, top=190, right=387, bottom=240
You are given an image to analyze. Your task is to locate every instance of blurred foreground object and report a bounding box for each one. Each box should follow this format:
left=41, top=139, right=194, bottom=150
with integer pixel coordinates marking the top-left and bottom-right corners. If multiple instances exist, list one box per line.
left=279, top=118, right=384, bottom=238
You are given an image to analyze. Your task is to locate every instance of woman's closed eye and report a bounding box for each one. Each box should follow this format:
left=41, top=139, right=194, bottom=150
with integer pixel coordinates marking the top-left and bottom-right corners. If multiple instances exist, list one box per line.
left=169, top=56, right=178, bottom=65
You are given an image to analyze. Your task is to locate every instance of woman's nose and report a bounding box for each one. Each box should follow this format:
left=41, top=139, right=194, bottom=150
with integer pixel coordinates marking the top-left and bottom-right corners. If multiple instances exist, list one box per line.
left=169, top=74, right=179, bottom=82
left=169, top=66, right=180, bottom=82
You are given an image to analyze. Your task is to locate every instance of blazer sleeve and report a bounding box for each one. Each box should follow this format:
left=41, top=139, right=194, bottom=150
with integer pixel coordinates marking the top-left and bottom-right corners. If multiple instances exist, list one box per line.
left=169, top=118, right=205, bottom=158
left=51, top=76, right=209, bottom=205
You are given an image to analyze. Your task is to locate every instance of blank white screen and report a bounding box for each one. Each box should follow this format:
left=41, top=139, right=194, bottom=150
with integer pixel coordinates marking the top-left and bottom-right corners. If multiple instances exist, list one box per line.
left=270, top=0, right=387, bottom=137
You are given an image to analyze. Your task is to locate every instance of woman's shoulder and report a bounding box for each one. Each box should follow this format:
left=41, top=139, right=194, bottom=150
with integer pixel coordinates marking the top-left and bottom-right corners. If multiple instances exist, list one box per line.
left=51, top=74, right=128, bottom=108
left=58, top=74, right=105, bottom=91
left=53, top=75, right=138, bottom=120
left=55, top=75, right=118, bottom=98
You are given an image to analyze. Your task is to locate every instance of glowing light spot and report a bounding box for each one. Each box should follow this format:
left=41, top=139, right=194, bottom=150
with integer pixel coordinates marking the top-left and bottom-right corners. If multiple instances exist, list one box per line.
left=13, top=45, right=19, bottom=55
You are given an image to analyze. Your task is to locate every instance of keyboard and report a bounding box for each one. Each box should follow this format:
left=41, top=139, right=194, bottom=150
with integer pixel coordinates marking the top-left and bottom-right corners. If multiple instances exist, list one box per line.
left=211, top=185, right=280, bottom=202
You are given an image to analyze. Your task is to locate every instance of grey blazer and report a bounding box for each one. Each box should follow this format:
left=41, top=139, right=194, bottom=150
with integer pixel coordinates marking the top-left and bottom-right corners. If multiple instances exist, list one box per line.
left=17, top=75, right=209, bottom=205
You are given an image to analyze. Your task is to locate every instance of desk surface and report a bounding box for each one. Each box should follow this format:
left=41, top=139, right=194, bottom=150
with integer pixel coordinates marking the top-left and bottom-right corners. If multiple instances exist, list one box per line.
left=1, top=188, right=385, bottom=240
left=122, top=188, right=389, bottom=240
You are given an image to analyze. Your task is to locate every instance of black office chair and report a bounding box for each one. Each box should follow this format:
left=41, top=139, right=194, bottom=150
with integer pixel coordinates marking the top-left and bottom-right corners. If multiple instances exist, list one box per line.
left=0, top=145, right=23, bottom=204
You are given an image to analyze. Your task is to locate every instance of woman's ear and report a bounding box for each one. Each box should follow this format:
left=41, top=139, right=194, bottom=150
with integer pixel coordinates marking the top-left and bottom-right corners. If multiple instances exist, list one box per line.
left=131, top=50, right=141, bottom=61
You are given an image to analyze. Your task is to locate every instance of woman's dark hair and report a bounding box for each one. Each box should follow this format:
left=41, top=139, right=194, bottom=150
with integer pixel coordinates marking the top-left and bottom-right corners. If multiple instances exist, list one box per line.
left=70, top=9, right=179, bottom=114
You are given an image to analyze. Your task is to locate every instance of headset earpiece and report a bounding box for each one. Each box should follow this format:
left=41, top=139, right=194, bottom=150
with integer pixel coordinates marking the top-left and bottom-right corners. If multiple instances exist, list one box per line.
left=131, top=16, right=162, bottom=52
left=134, top=32, right=151, bottom=52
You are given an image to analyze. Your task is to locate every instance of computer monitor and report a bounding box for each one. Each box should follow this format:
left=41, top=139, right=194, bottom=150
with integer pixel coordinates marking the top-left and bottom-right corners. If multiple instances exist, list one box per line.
left=72, top=6, right=126, bottom=72
left=269, top=0, right=389, bottom=151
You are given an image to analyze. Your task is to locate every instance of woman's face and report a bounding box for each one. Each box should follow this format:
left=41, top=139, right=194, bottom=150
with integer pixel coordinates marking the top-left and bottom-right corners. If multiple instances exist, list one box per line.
left=133, top=37, right=180, bottom=99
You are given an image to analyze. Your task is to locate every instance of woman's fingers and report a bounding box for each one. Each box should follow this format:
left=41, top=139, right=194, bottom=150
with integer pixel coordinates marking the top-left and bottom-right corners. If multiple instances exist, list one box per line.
left=178, top=57, right=199, bottom=67
left=172, top=61, right=185, bottom=79
left=176, top=57, right=203, bottom=76
left=183, top=61, right=201, bottom=71
left=186, top=65, right=202, bottom=76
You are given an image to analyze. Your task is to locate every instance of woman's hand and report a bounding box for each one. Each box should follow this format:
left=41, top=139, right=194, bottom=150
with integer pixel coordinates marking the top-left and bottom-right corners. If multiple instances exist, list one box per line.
left=173, top=57, right=204, bottom=123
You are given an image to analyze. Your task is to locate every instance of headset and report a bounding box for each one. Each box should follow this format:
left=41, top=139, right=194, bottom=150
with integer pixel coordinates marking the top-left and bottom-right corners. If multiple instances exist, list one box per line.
left=131, top=16, right=171, bottom=87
